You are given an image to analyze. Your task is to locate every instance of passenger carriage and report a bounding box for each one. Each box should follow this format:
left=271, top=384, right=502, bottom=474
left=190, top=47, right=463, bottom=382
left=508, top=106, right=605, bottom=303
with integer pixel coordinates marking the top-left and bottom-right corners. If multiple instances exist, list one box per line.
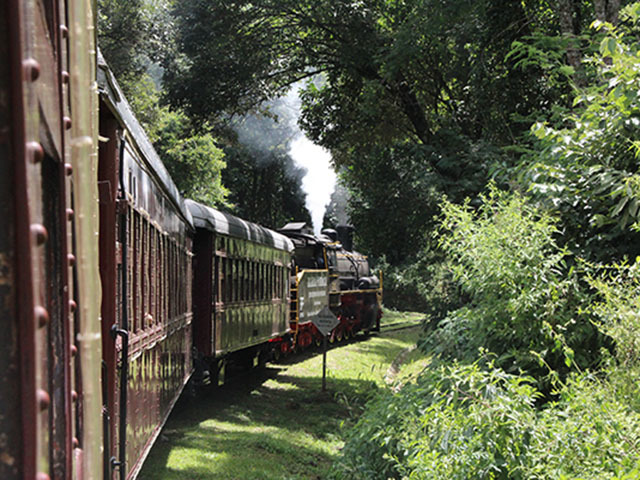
left=187, top=200, right=293, bottom=382
left=1, top=0, right=102, bottom=478
left=97, top=54, right=194, bottom=480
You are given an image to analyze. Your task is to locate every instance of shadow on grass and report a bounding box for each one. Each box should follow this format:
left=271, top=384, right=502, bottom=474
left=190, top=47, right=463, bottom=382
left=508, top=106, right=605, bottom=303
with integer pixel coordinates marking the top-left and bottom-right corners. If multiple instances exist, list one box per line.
left=142, top=428, right=332, bottom=480
left=140, top=327, right=421, bottom=479
left=140, top=369, right=381, bottom=479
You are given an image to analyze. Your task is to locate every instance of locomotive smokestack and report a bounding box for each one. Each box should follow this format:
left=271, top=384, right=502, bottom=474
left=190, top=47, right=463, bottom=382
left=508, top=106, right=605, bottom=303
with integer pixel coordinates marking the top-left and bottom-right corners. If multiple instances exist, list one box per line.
left=336, top=224, right=354, bottom=252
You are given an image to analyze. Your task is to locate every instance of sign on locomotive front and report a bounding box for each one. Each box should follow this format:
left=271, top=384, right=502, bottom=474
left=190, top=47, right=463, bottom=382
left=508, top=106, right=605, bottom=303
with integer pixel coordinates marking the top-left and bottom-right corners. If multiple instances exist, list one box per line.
left=297, top=270, right=330, bottom=323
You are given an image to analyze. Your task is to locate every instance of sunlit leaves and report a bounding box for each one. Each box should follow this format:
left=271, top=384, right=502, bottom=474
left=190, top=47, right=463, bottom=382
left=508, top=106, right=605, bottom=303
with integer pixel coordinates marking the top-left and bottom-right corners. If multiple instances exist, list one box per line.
left=155, top=110, right=230, bottom=207
left=526, top=8, right=640, bottom=260
left=332, top=363, right=640, bottom=480
left=436, top=186, right=599, bottom=384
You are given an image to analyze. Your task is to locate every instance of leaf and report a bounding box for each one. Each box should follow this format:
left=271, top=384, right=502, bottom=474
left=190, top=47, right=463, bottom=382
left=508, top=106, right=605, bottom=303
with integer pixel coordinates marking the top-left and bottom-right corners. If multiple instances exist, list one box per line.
left=612, top=197, right=629, bottom=217
left=600, top=37, right=617, bottom=56
left=558, top=65, right=575, bottom=77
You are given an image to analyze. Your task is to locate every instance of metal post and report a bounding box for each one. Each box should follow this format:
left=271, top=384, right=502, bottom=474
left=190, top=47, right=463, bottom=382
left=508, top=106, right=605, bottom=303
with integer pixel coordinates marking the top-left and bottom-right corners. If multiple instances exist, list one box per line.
left=322, top=334, right=327, bottom=392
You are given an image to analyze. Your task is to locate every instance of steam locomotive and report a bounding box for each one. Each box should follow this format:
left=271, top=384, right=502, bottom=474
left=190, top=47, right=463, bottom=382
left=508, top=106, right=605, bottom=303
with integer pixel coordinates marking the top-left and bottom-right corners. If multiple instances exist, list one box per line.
left=0, top=1, right=382, bottom=479
left=277, top=223, right=382, bottom=352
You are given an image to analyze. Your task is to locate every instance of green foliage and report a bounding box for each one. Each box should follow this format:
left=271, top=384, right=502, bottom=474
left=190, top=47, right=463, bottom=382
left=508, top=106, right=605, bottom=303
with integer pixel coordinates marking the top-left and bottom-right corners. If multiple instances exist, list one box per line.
left=165, top=0, right=616, bottom=272
left=98, top=0, right=176, bottom=83
left=432, top=187, right=602, bottom=384
left=98, top=0, right=147, bottom=79
left=342, top=135, right=492, bottom=266
left=221, top=144, right=311, bottom=229
left=526, top=6, right=640, bottom=261
left=98, top=0, right=231, bottom=209
left=119, top=73, right=165, bottom=142
left=589, top=258, right=640, bottom=367
left=155, top=110, right=229, bottom=207
left=331, top=364, right=640, bottom=480
left=374, top=247, right=465, bottom=318
left=218, top=97, right=312, bottom=228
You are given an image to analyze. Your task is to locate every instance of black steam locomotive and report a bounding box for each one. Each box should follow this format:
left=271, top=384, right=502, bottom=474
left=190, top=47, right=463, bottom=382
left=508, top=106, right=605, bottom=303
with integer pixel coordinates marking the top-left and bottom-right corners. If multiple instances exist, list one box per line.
left=277, top=223, right=383, bottom=351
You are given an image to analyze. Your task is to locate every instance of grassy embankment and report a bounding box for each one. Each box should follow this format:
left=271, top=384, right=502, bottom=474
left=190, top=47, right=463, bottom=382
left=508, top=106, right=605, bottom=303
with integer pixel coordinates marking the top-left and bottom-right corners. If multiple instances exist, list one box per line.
left=140, top=311, right=426, bottom=479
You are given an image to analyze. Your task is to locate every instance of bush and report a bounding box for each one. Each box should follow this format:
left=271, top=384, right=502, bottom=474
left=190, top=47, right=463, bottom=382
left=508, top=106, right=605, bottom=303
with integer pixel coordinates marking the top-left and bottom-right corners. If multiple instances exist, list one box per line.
left=374, top=244, right=466, bottom=320
left=427, top=186, right=602, bottom=387
left=589, top=259, right=640, bottom=367
left=331, top=364, right=640, bottom=480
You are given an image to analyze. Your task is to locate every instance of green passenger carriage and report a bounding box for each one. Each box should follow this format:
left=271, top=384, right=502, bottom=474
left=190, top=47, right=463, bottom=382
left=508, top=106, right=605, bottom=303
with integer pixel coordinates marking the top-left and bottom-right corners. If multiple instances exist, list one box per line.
left=188, top=200, right=293, bottom=383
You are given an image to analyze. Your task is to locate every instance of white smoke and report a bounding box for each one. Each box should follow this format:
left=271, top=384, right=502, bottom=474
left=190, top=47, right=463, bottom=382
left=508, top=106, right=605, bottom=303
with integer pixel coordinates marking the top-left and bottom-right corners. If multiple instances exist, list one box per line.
left=285, top=85, right=336, bottom=235
left=289, top=135, right=336, bottom=234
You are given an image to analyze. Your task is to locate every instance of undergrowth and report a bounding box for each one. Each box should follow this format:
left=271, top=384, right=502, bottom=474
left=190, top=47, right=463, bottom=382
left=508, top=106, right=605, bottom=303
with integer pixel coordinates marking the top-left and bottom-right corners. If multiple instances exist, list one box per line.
left=332, top=190, right=640, bottom=479
left=330, top=363, right=640, bottom=480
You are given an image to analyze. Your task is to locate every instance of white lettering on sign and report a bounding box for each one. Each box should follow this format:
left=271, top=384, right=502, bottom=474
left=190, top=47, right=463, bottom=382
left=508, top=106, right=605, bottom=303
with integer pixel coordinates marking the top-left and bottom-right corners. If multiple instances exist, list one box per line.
left=308, top=290, right=326, bottom=299
left=305, top=276, right=327, bottom=289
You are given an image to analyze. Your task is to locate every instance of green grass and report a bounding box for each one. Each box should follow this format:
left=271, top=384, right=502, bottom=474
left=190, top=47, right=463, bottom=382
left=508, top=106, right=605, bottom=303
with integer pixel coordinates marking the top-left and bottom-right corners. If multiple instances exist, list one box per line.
left=379, top=309, right=425, bottom=328
left=140, top=321, right=423, bottom=479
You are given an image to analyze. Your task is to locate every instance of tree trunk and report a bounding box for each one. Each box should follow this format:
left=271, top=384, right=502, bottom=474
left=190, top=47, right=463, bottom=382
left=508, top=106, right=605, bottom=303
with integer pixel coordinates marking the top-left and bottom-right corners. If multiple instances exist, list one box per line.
left=607, top=0, right=620, bottom=25
left=394, top=79, right=432, bottom=145
left=595, top=0, right=620, bottom=24
left=557, top=0, right=582, bottom=70
left=595, top=0, right=606, bottom=21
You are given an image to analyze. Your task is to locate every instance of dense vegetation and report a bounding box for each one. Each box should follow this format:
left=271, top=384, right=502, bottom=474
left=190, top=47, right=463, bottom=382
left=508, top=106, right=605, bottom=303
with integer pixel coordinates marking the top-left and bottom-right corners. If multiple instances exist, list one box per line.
left=98, top=1, right=640, bottom=478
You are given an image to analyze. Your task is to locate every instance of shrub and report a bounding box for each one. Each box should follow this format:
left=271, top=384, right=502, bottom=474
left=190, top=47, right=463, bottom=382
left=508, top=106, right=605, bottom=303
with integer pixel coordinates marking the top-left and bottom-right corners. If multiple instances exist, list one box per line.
left=589, top=259, right=640, bottom=367
left=331, top=364, right=640, bottom=480
left=428, top=186, right=601, bottom=387
left=374, top=244, right=466, bottom=320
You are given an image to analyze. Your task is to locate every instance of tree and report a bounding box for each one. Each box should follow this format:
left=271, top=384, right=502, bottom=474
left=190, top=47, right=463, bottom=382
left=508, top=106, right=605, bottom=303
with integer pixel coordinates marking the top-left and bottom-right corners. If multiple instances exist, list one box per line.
left=526, top=4, right=640, bottom=262
left=155, top=110, right=229, bottom=207
left=97, top=0, right=147, bottom=79
left=218, top=98, right=312, bottom=228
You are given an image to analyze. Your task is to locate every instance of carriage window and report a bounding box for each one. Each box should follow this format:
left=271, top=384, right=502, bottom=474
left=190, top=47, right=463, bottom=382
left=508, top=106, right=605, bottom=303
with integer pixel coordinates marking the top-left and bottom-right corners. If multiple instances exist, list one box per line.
left=233, top=259, right=238, bottom=302
left=253, top=262, right=257, bottom=301
left=220, top=257, right=226, bottom=303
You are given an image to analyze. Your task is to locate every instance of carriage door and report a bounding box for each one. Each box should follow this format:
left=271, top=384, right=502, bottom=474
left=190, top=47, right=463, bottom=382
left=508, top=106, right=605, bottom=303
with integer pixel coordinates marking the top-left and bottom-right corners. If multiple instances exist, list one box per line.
left=5, top=0, right=79, bottom=478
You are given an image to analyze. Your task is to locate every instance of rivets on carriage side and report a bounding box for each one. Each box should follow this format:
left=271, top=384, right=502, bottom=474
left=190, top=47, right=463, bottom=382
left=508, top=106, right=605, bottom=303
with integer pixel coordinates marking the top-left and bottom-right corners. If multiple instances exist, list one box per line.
left=66, top=208, right=74, bottom=221
left=23, top=58, right=40, bottom=82
left=69, top=299, right=77, bottom=313
left=72, top=437, right=79, bottom=448
left=63, top=117, right=72, bottom=130
left=65, top=163, right=73, bottom=176
left=35, top=306, right=49, bottom=328
left=68, top=254, right=76, bottom=267
left=37, top=389, right=50, bottom=411
left=71, top=344, right=78, bottom=357
left=61, top=71, right=70, bottom=84
left=27, top=141, right=44, bottom=164
left=71, top=390, right=78, bottom=403
left=31, top=224, right=48, bottom=246
left=60, top=25, right=69, bottom=39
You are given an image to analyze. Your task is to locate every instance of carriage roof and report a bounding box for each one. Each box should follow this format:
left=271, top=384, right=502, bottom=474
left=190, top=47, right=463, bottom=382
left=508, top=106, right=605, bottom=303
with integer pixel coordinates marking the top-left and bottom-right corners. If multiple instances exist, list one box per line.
left=186, top=200, right=294, bottom=253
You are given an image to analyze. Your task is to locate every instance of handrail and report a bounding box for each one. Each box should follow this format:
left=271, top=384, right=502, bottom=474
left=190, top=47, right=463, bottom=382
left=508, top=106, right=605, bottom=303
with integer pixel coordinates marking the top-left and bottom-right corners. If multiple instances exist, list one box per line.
left=110, top=325, right=128, bottom=480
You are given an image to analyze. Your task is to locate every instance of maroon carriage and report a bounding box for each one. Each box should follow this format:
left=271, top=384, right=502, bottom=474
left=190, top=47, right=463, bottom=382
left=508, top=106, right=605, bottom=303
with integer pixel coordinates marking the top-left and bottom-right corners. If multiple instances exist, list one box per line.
left=1, top=0, right=102, bottom=478
left=97, top=56, right=194, bottom=479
